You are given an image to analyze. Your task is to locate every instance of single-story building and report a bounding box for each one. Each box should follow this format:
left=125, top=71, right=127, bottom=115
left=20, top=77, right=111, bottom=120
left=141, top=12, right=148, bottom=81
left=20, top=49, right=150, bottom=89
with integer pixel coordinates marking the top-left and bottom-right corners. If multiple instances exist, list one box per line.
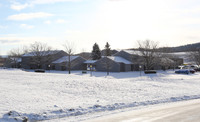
left=0, top=57, right=6, bottom=67
left=155, top=57, right=175, bottom=70
left=21, top=50, right=67, bottom=69
left=10, top=57, right=22, bottom=68
left=114, top=49, right=184, bottom=70
left=52, top=56, right=86, bottom=70
left=114, top=50, right=144, bottom=71
left=94, top=56, right=133, bottom=72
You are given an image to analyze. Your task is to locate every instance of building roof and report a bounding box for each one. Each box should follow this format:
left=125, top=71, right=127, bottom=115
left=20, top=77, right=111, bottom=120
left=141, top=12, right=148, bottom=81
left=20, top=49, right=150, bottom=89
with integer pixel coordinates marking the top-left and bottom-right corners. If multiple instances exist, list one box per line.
left=76, top=52, right=91, bottom=60
left=23, top=50, right=63, bottom=57
left=108, top=56, right=133, bottom=64
left=101, top=49, right=120, bottom=56
left=84, top=60, right=97, bottom=64
left=52, top=56, right=79, bottom=64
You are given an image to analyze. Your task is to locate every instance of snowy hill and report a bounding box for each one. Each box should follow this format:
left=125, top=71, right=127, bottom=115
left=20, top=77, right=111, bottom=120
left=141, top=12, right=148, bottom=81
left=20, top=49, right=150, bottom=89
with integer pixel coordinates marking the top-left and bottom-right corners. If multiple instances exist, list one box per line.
left=158, top=42, right=200, bottom=52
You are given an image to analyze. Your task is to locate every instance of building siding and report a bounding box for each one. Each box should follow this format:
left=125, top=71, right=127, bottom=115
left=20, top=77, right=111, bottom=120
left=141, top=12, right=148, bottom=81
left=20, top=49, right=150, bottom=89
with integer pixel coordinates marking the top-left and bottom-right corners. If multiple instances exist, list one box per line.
left=95, top=57, right=132, bottom=72
left=53, top=56, right=86, bottom=71
left=95, top=57, right=121, bottom=72
left=114, top=50, right=144, bottom=71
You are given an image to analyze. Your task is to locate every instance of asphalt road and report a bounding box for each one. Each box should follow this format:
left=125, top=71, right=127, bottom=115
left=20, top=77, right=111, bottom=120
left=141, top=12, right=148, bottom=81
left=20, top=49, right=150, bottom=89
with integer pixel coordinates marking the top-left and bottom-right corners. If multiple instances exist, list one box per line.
left=85, top=99, right=200, bottom=122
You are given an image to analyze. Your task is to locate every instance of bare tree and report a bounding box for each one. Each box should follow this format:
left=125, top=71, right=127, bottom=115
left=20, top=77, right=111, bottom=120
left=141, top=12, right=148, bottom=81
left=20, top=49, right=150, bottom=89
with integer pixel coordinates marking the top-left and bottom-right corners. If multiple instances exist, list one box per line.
left=21, top=45, right=29, bottom=54
left=189, top=48, right=200, bottom=65
left=63, top=41, right=75, bottom=74
left=137, top=40, right=160, bottom=70
left=7, top=48, right=22, bottom=68
left=29, top=42, right=52, bottom=69
left=6, top=46, right=29, bottom=68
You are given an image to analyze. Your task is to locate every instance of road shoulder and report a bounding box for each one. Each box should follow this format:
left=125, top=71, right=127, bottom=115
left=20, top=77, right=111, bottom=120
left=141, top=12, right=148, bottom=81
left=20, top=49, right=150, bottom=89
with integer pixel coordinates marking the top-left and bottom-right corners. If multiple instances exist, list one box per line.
left=84, top=99, right=200, bottom=122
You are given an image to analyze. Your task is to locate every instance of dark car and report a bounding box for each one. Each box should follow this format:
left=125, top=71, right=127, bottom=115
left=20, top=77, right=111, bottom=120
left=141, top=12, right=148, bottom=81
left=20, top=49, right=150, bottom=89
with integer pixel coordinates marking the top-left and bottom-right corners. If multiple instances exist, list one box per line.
left=189, top=69, right=195, bottom=74
left=175, top=69, right=195, bottom=74
left=194, top=68, right=200, bottom=72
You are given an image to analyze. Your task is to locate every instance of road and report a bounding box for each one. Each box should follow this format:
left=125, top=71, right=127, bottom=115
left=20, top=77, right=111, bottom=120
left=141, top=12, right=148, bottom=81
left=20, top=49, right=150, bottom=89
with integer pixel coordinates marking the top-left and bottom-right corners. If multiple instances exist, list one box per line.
left=85, top=99, right=200, bottom=122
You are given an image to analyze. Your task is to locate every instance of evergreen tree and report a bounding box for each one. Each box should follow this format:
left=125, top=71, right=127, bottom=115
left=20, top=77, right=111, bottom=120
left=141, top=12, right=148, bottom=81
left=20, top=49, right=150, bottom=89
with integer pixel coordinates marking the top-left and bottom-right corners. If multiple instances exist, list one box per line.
left=105, top=42, right=111, bottom=56
left=104, top=42, right=111, bottom=75
left=91, top=43, right=101, bottom=60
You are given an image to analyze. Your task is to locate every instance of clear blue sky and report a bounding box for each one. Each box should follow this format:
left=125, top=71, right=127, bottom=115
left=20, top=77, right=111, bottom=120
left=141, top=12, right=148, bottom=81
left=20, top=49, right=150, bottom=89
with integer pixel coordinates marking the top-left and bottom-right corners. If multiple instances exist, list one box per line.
left=1, top=0, right=200, bottom=55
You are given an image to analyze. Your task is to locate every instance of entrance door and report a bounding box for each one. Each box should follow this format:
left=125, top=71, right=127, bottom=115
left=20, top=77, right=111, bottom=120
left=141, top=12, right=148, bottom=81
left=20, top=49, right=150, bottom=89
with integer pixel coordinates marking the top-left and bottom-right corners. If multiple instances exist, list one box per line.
left=131, top=64, right=134, bottom=71
left=120, top=63, right=125, bottom=72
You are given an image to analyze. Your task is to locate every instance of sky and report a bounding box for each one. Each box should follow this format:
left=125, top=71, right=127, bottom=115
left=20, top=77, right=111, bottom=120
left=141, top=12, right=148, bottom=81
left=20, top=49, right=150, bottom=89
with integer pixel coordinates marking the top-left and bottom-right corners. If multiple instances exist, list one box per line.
left=0, top=0, right=200, bottom=55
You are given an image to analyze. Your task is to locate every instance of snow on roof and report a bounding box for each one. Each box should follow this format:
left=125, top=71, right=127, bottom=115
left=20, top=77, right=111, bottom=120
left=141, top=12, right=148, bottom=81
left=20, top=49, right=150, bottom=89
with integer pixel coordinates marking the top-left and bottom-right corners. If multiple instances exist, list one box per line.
left=52, top=56, right=79, bottom=64
left=84, top=60, right=97, bottom=64
left=23, top=50, right=62, bottom=57
left=108, top=56, right=133, bottom=64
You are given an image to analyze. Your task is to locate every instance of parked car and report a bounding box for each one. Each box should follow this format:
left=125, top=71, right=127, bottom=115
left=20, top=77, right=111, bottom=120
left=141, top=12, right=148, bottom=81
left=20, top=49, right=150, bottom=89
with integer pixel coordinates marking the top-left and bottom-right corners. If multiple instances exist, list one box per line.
left=34, top=69, right=45, bottom=73
left=175, top=69, right=195, bottom=74
left=190, top=65, right=199, bottom=69
left=189, top=69, right=195, bottom=74
left=194, top=68, right=200, bottom=72
left=175, top=70, right=189, bottom=74
left=181, top=65, right=199, bottom=70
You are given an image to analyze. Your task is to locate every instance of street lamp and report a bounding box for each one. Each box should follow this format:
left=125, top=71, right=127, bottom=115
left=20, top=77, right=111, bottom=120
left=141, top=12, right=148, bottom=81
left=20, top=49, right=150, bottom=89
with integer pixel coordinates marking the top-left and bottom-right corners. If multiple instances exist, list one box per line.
left=139, top=65, right=142, bottom=76
left=90, top=64, right=93, bottom=77
left=48, top=64, right=51, bottom=72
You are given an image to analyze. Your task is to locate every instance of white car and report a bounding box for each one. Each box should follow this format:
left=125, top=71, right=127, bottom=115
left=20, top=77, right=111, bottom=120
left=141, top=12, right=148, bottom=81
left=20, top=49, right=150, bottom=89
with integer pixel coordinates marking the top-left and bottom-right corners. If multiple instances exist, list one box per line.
left=181, top=65, right=199, bottom=69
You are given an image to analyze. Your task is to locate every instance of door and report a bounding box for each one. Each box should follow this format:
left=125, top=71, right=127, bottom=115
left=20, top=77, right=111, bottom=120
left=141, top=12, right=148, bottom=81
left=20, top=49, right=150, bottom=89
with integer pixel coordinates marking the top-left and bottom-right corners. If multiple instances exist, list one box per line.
left=120, top=63, right=125, bottom=72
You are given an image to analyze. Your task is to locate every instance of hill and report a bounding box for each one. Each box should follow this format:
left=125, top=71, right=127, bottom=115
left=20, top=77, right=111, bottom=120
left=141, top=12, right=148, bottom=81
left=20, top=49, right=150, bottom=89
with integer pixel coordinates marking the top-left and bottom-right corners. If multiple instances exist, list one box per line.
left=159, top=42, right=200, bottom=52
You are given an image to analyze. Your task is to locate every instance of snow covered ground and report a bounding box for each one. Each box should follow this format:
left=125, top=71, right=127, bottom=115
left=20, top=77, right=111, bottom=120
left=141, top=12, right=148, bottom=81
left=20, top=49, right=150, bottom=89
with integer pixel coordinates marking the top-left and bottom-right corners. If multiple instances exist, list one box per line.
left=0, top=69, right=200, bottom=121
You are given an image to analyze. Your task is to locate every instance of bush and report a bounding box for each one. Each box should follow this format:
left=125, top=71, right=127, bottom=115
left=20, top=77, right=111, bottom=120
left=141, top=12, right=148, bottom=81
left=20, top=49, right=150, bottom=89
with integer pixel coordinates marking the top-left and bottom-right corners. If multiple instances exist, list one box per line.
left=144, top=70, right=157, bottom=74
left=34, top=69, right=45, bottom=73
left=82, top=71, right=87, bottom=74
